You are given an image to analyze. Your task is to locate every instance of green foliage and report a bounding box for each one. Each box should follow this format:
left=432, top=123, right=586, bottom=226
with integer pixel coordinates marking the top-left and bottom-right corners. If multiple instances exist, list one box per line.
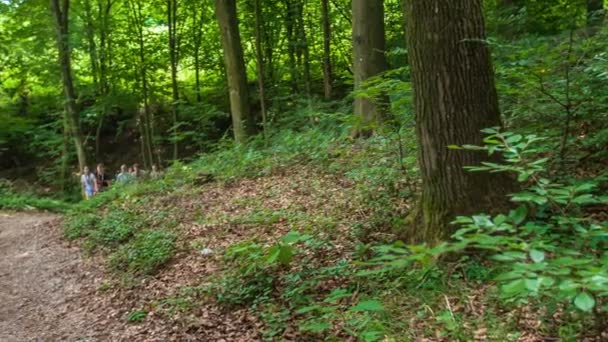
left=0, top=180, right=69, bottom=212
left=108, top=229, right=176, bottom=275
left=126, top=310, right=147, bottom=323
left=362, top=129, right=608, bottom=337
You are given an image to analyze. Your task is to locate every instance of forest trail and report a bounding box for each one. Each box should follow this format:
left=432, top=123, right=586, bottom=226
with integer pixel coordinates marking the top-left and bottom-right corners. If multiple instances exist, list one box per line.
left=0, top=211, right=114, bottom=341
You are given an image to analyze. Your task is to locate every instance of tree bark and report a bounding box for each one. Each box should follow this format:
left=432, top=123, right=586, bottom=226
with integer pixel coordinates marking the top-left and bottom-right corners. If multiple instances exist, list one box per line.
left=49, top=0, right=87, bottom=176
left=404, top=0, right=513, bottom=243
left=321, top=0, right=333, bottom=100
left=284, top=0, right=299, bottom=93
left=352, top=0, right=388, bottom=137
left=253, top=0, right=267, bottom=137
left=215, top=0, right=255, bottom=143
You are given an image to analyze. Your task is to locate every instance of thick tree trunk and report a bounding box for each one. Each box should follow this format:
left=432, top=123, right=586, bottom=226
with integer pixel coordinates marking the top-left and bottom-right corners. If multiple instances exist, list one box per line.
left=49, top=0, right=87, bottom=175
left=253, top=0, right=267, bottom=137
left=321, top=0, right=333, bottom=100
left=168, top=0, right=179, bottom=159
left=352, top=0, right=388, bottom=137
left=404, top=0, right=513, bottom=243
left=215, top=0, right=255, bottom=143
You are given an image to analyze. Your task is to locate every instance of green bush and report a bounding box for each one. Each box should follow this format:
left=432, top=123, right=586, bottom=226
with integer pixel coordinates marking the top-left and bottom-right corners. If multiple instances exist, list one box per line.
left=108, top=229, right=176, bottom=275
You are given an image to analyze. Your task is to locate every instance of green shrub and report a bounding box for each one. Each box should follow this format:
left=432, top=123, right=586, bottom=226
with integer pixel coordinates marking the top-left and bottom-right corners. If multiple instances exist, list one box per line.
left=108, top=229, right=176, bottom=275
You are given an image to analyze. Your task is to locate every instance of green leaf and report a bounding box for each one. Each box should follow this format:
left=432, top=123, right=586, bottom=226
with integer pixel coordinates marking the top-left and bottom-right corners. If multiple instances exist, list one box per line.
left=350, top=300, right=385, bottom=312
left=529, top=249, right=545, bottom=263
left=574, top=292, right=595, bottom=312
left=300, top=321, right=331, bottom=332
left=278, top=244, right=294, bottom=265
left=509, top=205, right=527, bottom=225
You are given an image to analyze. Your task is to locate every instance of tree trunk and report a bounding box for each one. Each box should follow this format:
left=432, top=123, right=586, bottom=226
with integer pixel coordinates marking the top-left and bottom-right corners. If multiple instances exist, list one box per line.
left=253, top=0, right=267, bottom=137
left=352, top=0, right=388, bottom=137
left=404, top=0, right=513, bottom=243
left=215, top=0, right=255, bottom=143
left=83, top=0, right=99, bottom=90
left=321, top=0, right=333, bottom=100
left=284, top=0, right=299, bottom=92
left=95, top=0, right=112, bottom=159
left=295, top=0, right=311, bottom=96
left=168, top=0, right=179, bottom=159
left=49, top=0, right=87, bottom=175
left=128, top=0, right=154, bottom=168
left=587, top=0, right=603, bottom=26
left=190, top=3, right=204, bottom=103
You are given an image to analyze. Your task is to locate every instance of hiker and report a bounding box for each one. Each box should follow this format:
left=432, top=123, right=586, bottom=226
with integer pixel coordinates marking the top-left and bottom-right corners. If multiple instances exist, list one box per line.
left=80, top=166, right=96, bottom=199
left=149, top=164, right=162, bottom=179
left=131, top=163, right=143, bottom=178
left=116, top=164, right=133, bottom=183
left=95, top=163, right=110, bottom=192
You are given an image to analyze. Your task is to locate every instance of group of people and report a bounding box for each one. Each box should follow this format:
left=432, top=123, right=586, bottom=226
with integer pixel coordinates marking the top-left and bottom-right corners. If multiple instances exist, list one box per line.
left=80, top=163, right=162, bottom=199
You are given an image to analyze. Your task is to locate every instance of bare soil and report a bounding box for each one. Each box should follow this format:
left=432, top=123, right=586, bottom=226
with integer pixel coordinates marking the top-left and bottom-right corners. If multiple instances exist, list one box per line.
left=0, top=211, right=115, bottom=341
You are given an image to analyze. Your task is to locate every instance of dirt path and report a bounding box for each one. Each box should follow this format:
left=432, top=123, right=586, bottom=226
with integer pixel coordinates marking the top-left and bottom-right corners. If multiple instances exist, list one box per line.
left=0, top=211, right=113, bottom=341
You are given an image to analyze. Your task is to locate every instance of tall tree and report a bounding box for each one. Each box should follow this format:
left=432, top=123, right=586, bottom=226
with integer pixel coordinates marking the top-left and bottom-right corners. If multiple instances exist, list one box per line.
left=215, top=0, right=255, bottom=143
left=404, top=0, right=513, bottom=242
left=321, top=0, right=332, bottom=99
left=253, top=0, right=267, bottom=137
left=127, top=0, right=155, bottom=168
left=352, top=0, right=388, bottom=137
left=49, top=0, right=87, bottom=174
left=168, top=0, right=179, bottom=159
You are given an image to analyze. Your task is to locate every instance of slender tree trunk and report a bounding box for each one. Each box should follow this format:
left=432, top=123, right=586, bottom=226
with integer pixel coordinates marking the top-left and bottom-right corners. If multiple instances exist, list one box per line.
left=168, top=0, right=179, bottom=159
left=295, top=0, right=311, bottom=96
left=83, top=0, right=99, bottom=90
left=352, top=0, right=388, bottom=137
left=587, top=0, right=603, bottom=26
left=128, top=0, right=154, bottom=168
left=321, top=0, right=333, bottom=100
left=190, top=4, right=204, bottom=103
left=94, top=0, right=112, bottom=159
left=404, top=0, right=514, bottom=243
left=284, top=0, right=299, bottom=92
left=49, top=0, right=87, bottom=176
left=253, top=0, right=267, bottom=137
left=215, top=0, right=255, bottom=143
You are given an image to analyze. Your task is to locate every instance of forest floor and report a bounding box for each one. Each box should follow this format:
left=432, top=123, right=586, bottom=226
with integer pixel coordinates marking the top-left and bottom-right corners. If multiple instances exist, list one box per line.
left=0, top=211, right=261, bottom=341
left=0, top=211, right=115, bottom=341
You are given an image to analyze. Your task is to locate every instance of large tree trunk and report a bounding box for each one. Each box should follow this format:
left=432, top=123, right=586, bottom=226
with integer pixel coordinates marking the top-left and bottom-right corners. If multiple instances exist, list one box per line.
left=253, top=0, right=267, bottom=137
left=168, top=0, right=179, bottom=159
left=215, top=0, right=255, bottom=143
left=352, top=0, right=388, bottom=137
left=404, top=0, right=513, bottom=243
left=321, top=0, right=333, bottom=100
left=49, top=0, right=87, bottom=175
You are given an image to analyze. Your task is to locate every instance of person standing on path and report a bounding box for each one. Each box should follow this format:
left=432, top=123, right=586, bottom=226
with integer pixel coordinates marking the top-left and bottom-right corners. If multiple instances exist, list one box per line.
left=95, top=163, right=110, bottom=192
left=116, top=164, right=134, bottom=183
left=80, top=166, right=96, bottom=199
